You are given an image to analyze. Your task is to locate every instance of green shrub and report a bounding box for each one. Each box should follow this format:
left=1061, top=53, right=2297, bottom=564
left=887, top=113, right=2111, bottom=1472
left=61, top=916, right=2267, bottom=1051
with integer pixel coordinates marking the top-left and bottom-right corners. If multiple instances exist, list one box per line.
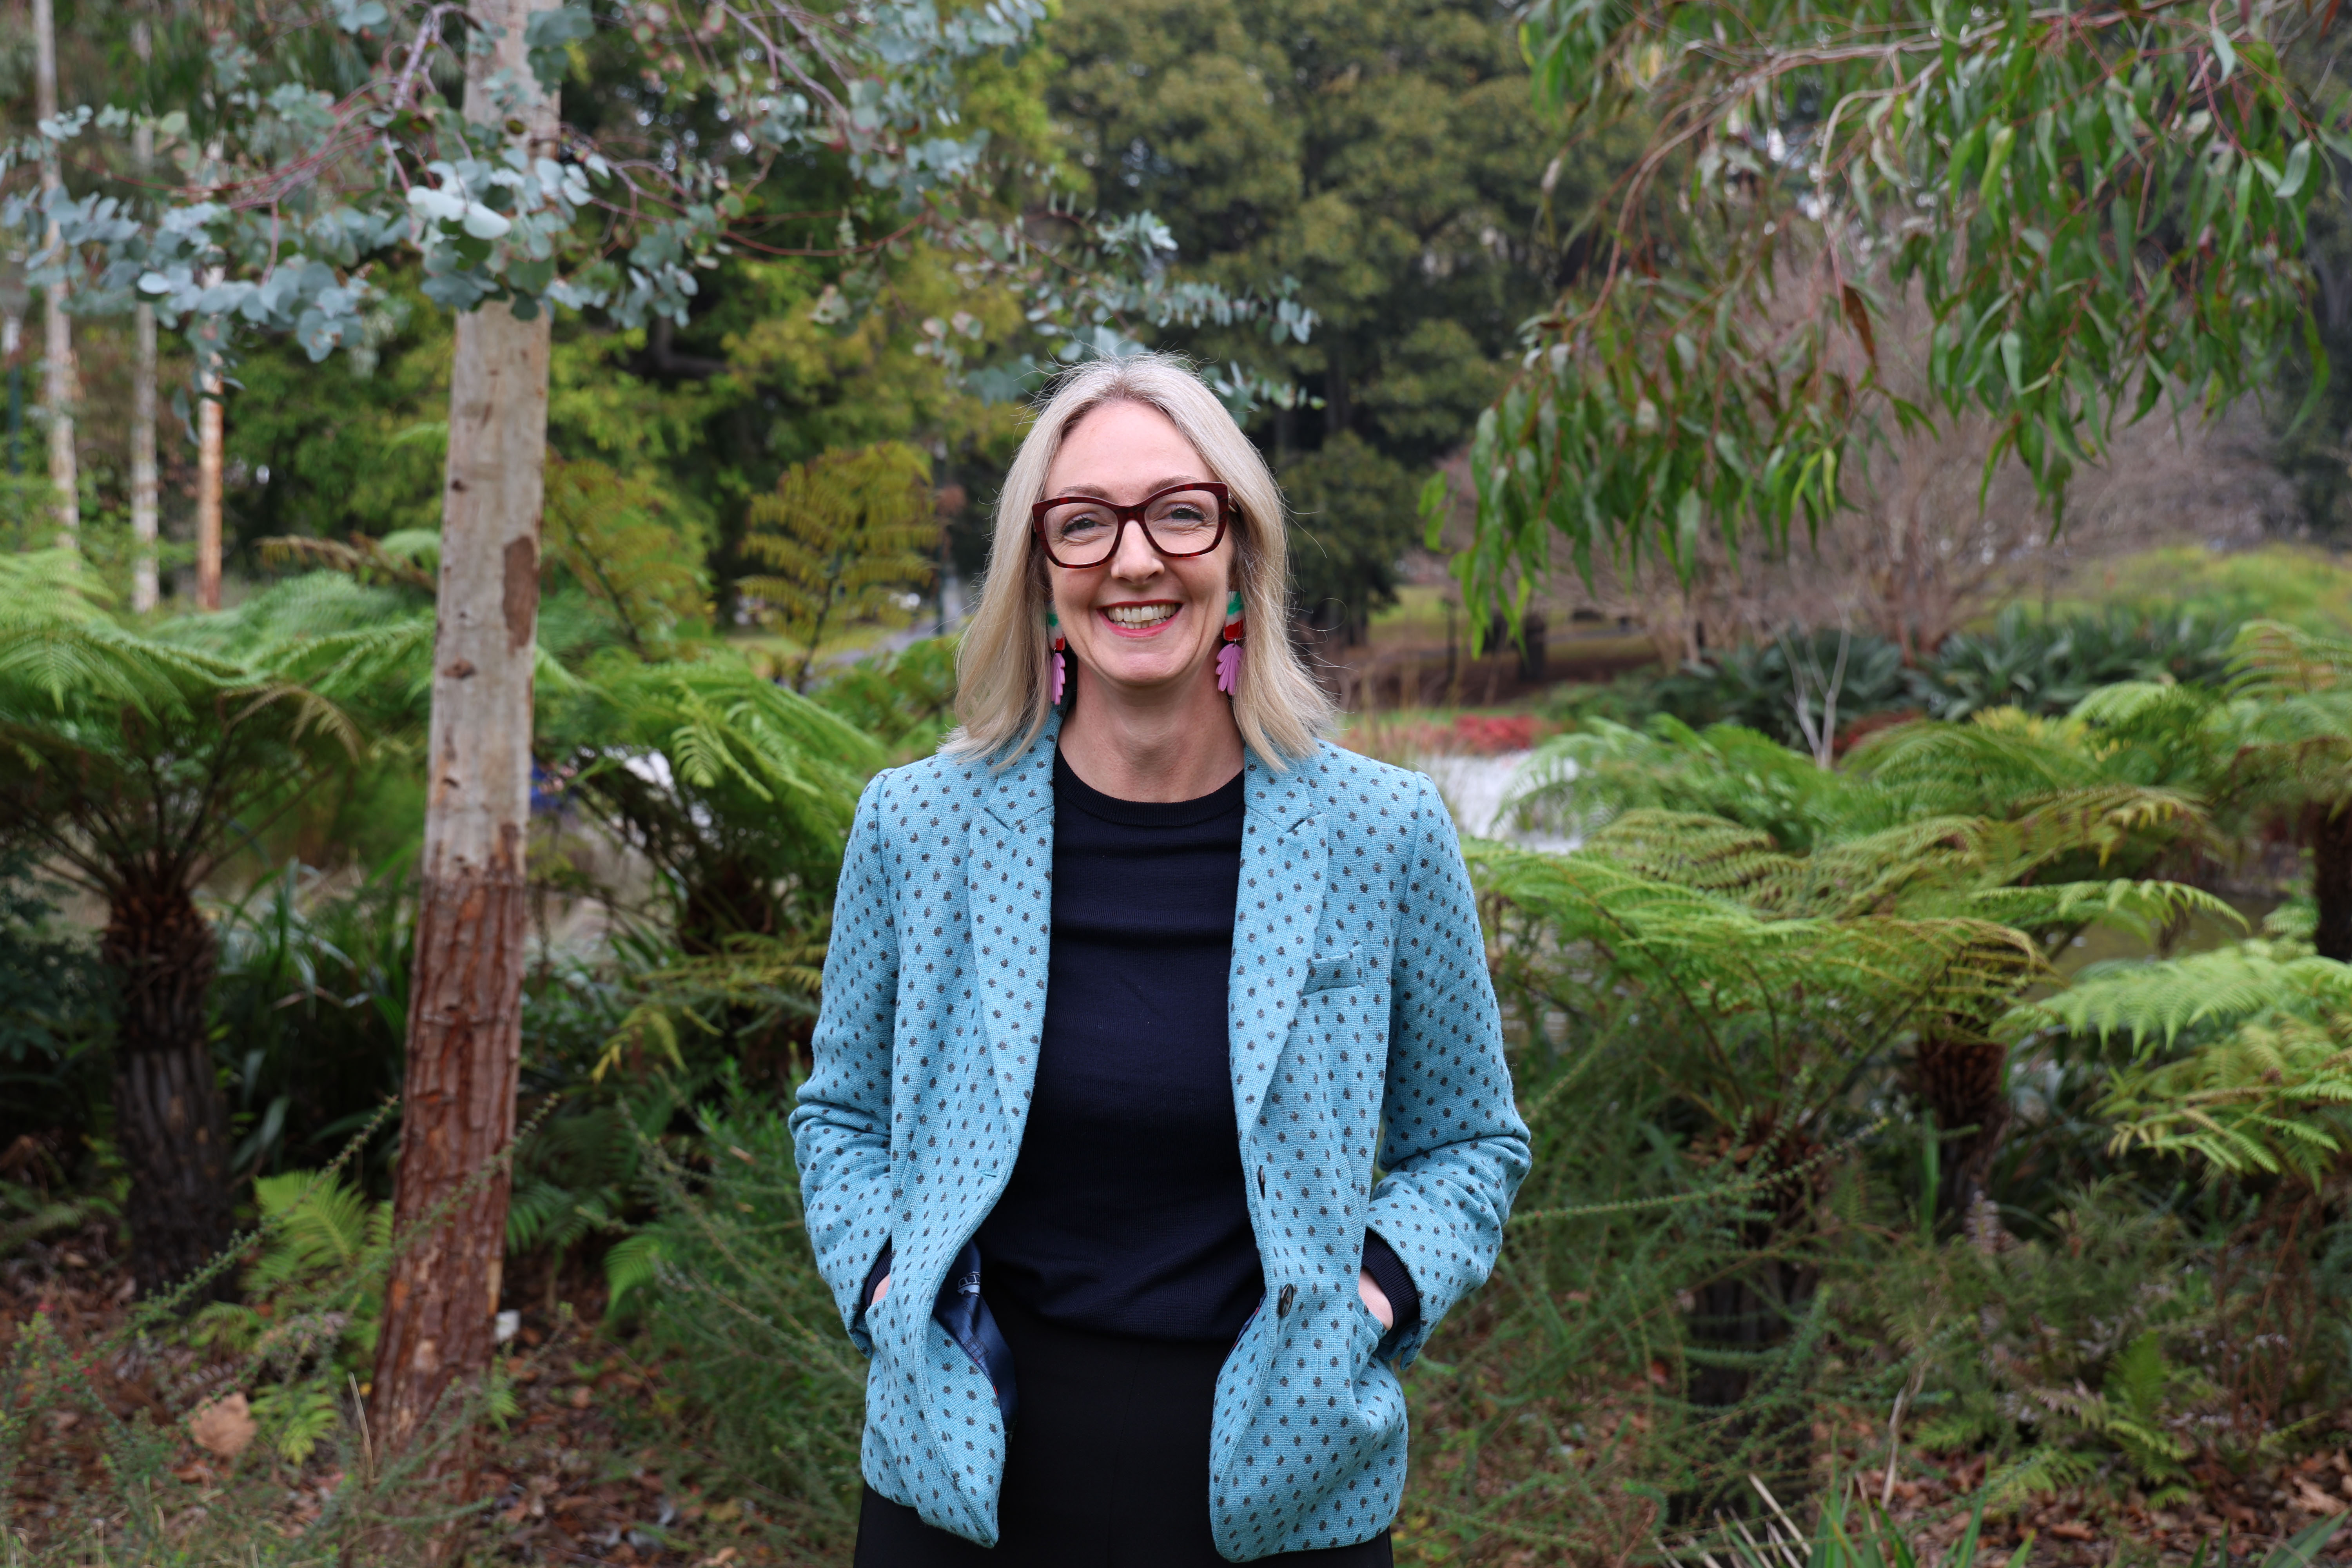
left=634, top=1076, right=866, bottom=1556
left=1563, top=607, right=2243, bottom=752
left=0, top=849, right=108, bottom=1166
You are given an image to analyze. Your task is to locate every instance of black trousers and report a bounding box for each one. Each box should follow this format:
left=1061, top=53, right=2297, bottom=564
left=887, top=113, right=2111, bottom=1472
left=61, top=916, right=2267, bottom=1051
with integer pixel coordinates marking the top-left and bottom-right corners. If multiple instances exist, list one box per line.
left=853, top=1291, right=1394, bottom=1568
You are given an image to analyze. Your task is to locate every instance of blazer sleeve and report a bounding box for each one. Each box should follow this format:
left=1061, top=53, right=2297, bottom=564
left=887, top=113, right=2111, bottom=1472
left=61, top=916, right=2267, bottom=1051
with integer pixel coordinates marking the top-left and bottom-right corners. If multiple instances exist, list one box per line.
left=1368, top=773, right=1532, bottom=1368
left=790, top=773, right=901, bottom=1355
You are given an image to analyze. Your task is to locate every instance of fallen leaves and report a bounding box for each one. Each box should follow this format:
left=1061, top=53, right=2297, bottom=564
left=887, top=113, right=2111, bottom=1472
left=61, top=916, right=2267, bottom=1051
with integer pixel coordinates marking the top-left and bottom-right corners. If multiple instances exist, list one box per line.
left=187, top=1391, right=256, bottom=1459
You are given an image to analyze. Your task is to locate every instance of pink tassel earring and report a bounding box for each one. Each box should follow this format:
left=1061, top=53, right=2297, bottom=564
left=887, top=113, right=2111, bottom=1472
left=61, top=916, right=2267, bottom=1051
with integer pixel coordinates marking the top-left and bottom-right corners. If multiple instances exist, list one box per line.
left=1215, top=590, right=1244, bottom=695
left=1048, top=609, right=1068, bottom=705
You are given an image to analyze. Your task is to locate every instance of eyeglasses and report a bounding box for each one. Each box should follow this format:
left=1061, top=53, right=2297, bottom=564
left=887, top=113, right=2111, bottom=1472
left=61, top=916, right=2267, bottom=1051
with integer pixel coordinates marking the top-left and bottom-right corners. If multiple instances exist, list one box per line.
left=1029, top=482, right=1232, bottom=568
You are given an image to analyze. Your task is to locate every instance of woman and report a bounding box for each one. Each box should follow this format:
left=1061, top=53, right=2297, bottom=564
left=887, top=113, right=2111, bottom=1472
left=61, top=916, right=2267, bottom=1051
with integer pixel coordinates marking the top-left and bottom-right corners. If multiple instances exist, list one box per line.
left=792, top=353, right=1529, bottom=1566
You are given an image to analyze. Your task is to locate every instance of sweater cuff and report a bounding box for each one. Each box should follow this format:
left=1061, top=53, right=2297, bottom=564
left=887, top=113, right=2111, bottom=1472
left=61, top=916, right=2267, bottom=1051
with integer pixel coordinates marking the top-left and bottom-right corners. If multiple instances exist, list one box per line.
left=860, top=1241, right=895, bottom=1313
left=1360, top=1230, right=1420, bottom=1334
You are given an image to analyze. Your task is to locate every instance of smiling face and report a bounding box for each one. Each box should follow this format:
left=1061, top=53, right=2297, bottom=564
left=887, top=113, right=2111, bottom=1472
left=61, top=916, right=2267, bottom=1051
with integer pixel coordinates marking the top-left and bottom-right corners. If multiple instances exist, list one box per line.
left=1041, top=399, right=1237, bottom=703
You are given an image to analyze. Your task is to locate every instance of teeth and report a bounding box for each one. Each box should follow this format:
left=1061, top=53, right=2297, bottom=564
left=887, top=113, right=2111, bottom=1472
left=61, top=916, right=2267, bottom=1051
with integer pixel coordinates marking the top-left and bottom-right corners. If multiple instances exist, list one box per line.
left=1106, top=604, right=1177, bottom=627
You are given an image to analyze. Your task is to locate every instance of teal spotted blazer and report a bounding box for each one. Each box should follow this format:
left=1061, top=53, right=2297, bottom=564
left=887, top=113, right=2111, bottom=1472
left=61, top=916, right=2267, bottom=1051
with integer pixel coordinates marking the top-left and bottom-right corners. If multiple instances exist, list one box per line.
left=790, top=713, right=1530, bottom=1561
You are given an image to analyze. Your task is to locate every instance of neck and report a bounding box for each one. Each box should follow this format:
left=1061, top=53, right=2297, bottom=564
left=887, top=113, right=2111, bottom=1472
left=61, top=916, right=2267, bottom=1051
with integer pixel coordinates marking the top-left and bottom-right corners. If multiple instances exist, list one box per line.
left=1058, top=660, right=1246, bottom=802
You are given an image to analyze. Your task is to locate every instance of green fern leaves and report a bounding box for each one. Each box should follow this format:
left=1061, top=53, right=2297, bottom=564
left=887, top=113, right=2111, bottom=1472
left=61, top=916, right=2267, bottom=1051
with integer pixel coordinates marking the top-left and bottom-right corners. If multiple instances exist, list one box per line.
left=739, top=443, right=936, bottom=691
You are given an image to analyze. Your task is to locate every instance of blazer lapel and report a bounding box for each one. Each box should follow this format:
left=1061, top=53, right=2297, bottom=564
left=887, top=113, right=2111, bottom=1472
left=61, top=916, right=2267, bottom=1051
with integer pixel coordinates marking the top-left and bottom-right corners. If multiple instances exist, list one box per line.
left=969, top=717, right=1059, bottom=1127
left=1227, top=746, right=1330, bottom=1125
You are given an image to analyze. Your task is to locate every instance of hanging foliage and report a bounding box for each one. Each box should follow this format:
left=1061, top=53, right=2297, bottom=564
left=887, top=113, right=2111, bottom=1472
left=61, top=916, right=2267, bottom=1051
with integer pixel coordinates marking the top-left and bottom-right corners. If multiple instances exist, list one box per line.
left=1444, top=0, right=2336, bottom=626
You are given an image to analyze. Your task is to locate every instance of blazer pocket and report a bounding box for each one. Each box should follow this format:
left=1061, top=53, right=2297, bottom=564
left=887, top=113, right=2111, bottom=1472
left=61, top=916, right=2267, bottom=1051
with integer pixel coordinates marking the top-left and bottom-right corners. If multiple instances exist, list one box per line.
left=933, top=1240, right=1019, bottom=1430
left=1303, top=945, right=1362, bottom=993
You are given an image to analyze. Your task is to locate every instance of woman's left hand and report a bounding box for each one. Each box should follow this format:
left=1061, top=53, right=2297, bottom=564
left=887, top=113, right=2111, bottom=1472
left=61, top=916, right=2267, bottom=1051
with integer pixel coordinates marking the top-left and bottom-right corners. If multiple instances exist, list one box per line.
left=1357, top=1269, right=1394, bottom=1331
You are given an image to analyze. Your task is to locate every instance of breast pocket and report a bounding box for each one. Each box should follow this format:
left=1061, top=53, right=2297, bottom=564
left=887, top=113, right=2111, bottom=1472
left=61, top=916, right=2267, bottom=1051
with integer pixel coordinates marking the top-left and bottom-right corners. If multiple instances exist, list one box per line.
left=1303, top=945, right=1361, bottom=993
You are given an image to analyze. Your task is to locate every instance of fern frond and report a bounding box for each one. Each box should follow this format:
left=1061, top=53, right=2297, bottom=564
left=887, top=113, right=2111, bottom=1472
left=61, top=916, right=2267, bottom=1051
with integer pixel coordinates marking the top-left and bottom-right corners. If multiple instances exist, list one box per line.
left=2229, top=618, right=2352, bottom=698
left=2009, top=944, right=2352, bottom=1049
left=739, top=443, right=935, bottom=677
left=256, top=534, right=438, bottom=592
left=1958, top=880, right=2243, bottom=944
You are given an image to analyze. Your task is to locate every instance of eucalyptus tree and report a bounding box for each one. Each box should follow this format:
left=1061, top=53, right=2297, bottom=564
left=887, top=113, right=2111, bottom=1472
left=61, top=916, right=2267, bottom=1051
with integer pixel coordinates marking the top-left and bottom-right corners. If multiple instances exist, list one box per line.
left=10, top=0, right=1315, bottom=1488
left=1447, top=0, right=2334, bottom=625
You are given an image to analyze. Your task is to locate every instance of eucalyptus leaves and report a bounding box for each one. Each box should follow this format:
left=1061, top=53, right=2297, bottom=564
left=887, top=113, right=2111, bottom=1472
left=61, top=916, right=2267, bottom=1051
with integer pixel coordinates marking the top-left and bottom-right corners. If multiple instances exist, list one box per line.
left=1448, top=0, right=2333, bottom=630
left=3, top=0, right=1308, bottom=395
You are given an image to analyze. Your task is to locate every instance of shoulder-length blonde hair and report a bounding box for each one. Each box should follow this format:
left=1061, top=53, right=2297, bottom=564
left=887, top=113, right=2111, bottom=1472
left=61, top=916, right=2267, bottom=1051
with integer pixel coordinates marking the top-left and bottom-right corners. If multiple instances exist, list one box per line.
left=943, top=353, right=1334, bottom=768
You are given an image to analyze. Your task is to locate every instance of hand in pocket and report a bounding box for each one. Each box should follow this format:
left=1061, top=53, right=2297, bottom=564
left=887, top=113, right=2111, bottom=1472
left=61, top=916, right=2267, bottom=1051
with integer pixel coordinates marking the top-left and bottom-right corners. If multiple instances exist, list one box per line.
left=1357, top=1269, right=1392, bottom=1330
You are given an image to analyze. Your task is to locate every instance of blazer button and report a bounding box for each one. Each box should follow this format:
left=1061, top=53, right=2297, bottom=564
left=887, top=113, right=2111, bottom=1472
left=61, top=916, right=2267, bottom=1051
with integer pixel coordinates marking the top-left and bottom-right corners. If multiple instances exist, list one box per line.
left=1277, top=1284, right=1296, bottom=1318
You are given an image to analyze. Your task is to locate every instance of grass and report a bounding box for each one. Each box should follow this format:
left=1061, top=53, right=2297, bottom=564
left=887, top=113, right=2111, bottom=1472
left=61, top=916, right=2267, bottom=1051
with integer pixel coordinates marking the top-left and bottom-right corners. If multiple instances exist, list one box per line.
left=2017, top=543, right=2352, bottom=635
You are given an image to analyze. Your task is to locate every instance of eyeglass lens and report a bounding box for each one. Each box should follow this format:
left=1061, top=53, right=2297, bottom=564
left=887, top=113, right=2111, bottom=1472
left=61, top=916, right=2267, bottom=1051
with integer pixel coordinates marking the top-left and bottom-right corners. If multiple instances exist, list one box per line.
left=1040, top=490, right=1221, bottom=565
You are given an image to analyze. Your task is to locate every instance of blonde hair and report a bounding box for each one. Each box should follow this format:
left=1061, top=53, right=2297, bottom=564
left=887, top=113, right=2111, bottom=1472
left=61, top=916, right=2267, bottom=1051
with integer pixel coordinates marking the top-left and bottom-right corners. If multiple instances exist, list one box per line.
left=943, top=353, right=1335, bottom=767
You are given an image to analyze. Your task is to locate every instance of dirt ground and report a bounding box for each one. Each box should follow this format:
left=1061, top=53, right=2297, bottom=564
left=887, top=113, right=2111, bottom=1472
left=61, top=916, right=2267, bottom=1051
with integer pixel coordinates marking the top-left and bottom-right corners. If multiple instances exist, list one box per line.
left=11, top=1216, right=2351, bottom=1567
left=0, top=1216, right=822, bottom=1567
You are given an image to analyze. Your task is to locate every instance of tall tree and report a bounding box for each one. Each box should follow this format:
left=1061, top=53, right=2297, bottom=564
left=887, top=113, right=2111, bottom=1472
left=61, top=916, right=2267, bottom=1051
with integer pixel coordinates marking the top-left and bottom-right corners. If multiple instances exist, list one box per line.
left=195, top=309, right=222, bottom=611
left=1047, top=0, right=1552, bottom=628
left=130, top=17, right=160, bottom=612
left=368, top=0, right=557, bottom=1481
left=1047, top=0, right=1551, bottom=461
left=30, top=0, right=74, bottom=536
left=1282, top=432, right=1421, bottom=643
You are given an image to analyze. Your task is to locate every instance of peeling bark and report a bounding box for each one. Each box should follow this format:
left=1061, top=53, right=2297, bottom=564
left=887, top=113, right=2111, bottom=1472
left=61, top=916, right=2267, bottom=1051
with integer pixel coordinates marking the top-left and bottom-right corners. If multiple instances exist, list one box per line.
left=368, top=0, right=559, bottom=1522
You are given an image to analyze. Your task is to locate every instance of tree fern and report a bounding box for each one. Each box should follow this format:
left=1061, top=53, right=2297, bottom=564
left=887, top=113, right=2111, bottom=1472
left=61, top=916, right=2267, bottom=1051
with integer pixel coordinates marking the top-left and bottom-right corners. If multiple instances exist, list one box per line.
left=738, top=443, right=936, bottom=690
left=2008, top=934, right=2352, bottom=1182
left=1509, top=706, right=2208, bottom=888
left=2013, top=942, right=2352, bottom=1050
left=543, top=456, right=711, bottom=657
left=1470, top=838, right=2044, bottom=1131
left=0, top=560, right=422, bottom=1292
left=1505, top=717, right=1853, bottom=851
left=544, top=651, right=880, bottom=947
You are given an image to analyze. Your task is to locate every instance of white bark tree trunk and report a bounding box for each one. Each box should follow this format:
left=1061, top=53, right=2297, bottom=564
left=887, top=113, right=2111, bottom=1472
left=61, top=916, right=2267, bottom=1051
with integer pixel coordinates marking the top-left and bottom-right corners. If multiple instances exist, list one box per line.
left=130, top=21, right=158, bottom=612
left=195, top=302, right=222, bottom=611
left=370, top=0, right=559, bottom=1508
left=32, top=0, right=76, bottom=538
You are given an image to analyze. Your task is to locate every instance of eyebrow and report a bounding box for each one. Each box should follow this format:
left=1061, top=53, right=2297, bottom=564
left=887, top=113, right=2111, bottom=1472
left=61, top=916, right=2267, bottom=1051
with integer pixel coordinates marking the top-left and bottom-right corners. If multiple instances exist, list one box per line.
left=1051, top=476, right=1207, bottom=500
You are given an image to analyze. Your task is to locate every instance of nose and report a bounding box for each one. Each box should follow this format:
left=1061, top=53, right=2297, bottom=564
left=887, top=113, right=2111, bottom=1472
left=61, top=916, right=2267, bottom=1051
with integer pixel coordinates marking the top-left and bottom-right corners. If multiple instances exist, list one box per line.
left=1107, top=517, right=1165, bottom=583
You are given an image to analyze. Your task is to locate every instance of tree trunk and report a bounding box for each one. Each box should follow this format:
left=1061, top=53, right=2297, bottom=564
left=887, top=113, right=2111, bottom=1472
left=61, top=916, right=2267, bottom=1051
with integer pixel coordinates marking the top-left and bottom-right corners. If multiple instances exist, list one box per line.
left=104, top=878, right=234, bottom=1297
left=32, top=0, right=76, bottom=537
left=196, top=292, right=223, bottom=611
left=1913, top=1028, right=2011, bottom=1218
left=2313, top=801, right=2352, bottom=963
left=369, top=0, right=558, bottom=1510
left=131, top=22, right=160, bottom=613
left=1680, top=1243, right=1818, bottom=1518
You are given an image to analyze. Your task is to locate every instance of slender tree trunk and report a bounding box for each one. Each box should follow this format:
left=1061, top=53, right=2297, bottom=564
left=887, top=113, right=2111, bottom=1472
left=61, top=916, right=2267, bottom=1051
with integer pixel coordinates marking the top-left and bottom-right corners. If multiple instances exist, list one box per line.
left=131, top=22, right=160, bottom=612
left=2313, top=801, right=2352, bottom=963
left=370, top=0, right=558, bottom=1512
left=1913, top=1027, right=2012, bottom=1217
left=133, top=306, right=160, bottom=608
left=4, top=314, right=21, bottom=477
left=32, top=0, right=76, bottom=537
left=105, top=877, right=234, bottom=1297
left=196, top=281, right=223, bottom=611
